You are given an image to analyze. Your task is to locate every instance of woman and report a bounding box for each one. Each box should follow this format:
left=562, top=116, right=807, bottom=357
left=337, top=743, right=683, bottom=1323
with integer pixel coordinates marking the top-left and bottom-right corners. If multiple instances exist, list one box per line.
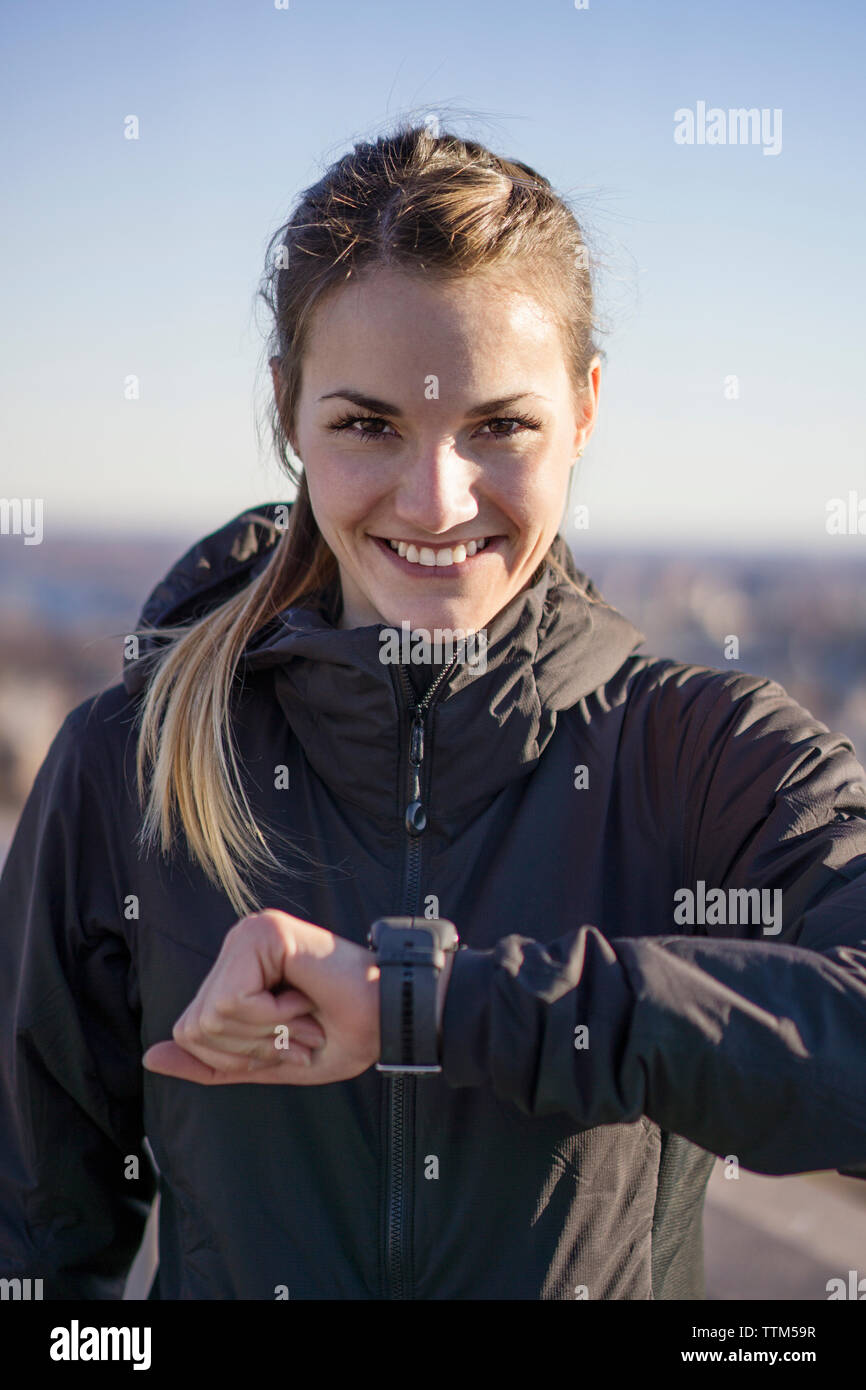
left=1, top=124, right=865, bottom=1302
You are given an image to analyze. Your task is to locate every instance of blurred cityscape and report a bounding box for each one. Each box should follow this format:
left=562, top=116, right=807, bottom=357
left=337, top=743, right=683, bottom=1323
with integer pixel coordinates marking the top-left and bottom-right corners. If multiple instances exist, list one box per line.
left=1, top=527, right=865, bottom=1300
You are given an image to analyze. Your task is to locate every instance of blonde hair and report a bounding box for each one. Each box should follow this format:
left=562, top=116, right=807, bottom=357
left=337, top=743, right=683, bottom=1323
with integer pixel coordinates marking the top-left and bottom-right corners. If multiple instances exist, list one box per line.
left=132, top=120, right=606, bottom=917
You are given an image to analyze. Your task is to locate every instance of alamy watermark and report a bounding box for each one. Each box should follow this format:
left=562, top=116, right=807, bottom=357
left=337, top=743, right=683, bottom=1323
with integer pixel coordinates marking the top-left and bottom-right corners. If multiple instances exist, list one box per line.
left=826, top=491, right=866, bottom=535
left=674, top=102, right=782, bottom=156
left=0, top=1276, right=43, bottom=1299
left=827, top=1269, right=866, bottom=1299
left=674, top=881, right=782, bottom=934
left=379, top=621, right=488, bottom=673
left=0, top=497, right=43, bottom=545
left=49, top=1321, right=151, bottom=1370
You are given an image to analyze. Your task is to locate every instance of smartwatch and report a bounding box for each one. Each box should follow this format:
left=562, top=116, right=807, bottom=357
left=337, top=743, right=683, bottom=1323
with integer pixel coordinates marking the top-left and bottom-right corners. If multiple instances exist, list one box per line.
left=366, top=917, right=460, bottom=1073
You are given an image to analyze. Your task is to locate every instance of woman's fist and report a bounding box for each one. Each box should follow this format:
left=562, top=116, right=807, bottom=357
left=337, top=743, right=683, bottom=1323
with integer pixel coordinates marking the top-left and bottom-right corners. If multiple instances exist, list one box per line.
left=142, top=910, right=381, bottom=1085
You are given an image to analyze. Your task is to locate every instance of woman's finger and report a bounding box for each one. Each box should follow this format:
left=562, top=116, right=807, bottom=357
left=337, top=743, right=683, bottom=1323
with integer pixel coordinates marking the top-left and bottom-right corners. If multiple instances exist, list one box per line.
left=173, top=999, right=325, bottom=1054
left=196, top=1001, right=327, bottom=1043
left=188, top=1011, right=326, bottom=1048
left=162, top=1032, right=315, bottom=1073
left=213, top=987, right=319, bottom=1027
left=142, top=1040, right=314, bottom=1083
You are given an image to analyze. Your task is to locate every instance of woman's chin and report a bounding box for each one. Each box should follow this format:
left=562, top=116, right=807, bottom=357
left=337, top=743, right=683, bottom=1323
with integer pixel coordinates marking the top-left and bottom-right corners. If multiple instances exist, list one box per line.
left=375, top=596, right=490, bottom=635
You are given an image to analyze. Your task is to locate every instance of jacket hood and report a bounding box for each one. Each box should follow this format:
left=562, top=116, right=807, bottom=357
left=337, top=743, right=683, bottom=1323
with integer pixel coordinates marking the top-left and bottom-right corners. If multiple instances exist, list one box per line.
left=123, top=502, right=645, bottom=818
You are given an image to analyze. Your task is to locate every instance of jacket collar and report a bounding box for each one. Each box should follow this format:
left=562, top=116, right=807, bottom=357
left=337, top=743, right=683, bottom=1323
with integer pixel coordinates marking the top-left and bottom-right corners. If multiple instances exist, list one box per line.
left=124, top=503, right=645, bottom=819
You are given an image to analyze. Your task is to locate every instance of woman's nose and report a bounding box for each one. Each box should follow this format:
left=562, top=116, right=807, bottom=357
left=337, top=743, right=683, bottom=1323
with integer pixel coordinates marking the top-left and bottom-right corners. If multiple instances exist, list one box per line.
left=391, top=445, right=480, bottom=535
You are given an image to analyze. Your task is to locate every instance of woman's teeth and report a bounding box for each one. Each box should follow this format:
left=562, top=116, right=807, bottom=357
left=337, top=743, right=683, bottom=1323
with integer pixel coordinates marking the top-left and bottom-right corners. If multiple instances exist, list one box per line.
left=387, top=538, right=488, bottom=566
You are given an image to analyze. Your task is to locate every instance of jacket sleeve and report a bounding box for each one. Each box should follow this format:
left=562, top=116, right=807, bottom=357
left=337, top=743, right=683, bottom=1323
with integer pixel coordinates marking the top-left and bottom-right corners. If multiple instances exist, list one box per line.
left=440, top=672, right=866, bottom=1178
left=0, top=699, right=156, bottom=1298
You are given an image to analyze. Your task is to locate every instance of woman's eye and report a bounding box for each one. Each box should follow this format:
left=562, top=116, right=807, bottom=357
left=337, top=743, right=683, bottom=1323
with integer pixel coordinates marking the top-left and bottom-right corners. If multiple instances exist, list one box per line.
left=329, top=415, right=394, bottom=441
left=479, top=416, right=536, bottom=439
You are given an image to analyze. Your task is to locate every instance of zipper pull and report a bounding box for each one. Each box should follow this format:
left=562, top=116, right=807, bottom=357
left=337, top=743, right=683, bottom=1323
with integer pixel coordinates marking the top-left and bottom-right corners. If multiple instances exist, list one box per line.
left=405, top=707, right=427, bottom=835
left=409, top=709, right=425, bottom=767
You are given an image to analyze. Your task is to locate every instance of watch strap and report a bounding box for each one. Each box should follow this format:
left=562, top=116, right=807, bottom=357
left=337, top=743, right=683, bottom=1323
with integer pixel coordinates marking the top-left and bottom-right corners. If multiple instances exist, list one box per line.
left=378, top=941, right=440, bottom=1072
left=369, top=919, right=458, bottom=1074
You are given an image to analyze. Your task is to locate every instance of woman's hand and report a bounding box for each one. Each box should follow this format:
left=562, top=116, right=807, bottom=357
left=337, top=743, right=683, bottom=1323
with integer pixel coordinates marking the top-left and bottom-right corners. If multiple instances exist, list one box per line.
left=142, top=910, right=381, bottom=1086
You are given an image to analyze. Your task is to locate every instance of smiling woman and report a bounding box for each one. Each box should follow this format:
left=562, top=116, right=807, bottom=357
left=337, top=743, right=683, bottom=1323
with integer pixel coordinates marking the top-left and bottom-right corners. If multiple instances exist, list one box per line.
left=280, top=265, right=597, bottom=631
left=2, top=121, right=866, bottom=1306
left=135, top=124, right=606, bottom=915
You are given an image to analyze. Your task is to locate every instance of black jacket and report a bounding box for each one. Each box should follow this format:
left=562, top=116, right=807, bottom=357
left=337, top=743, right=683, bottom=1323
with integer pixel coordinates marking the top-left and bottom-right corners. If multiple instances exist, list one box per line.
left=2, top=502, right=866, bottom=1301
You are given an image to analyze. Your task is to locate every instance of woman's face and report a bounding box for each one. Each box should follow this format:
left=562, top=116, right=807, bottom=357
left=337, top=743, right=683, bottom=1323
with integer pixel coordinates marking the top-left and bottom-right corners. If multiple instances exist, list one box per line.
left=276, top=265, right=599, bottom=636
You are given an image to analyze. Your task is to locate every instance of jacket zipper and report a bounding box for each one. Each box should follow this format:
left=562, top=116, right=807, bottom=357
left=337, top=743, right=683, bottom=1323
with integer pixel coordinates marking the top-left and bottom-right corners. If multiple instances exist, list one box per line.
left=384, top=655, right=460, bottom=1301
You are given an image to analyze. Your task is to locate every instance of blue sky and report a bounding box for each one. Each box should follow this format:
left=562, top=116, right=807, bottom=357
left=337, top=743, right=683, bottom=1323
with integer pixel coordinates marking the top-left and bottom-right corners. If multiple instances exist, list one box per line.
left=2, top=0, right=865, bottom=551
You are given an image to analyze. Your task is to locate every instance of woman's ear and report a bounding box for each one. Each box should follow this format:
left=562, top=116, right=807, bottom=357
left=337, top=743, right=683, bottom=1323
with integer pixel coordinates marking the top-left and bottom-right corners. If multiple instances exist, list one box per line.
left=573, top=356, right=601, bottom=455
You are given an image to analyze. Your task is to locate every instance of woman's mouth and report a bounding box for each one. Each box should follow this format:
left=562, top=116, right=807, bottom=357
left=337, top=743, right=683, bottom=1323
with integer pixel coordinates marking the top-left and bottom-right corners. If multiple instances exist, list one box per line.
left=369, top=534, right=504, bottom=577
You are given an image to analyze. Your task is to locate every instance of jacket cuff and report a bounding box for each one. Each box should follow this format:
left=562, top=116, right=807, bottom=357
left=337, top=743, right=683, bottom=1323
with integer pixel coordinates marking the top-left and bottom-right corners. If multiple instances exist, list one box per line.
left=437, top=929, right=638, bottom=1118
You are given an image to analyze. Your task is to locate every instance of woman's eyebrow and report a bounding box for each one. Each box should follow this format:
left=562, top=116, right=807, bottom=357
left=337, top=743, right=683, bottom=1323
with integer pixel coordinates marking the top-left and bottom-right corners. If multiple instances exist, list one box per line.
left=317, top=389, right=550, bottom=418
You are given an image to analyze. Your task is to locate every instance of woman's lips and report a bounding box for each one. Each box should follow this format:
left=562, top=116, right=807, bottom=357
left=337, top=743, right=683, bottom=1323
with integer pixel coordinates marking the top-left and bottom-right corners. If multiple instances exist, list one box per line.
left=370, top=534, right=504, bottom=576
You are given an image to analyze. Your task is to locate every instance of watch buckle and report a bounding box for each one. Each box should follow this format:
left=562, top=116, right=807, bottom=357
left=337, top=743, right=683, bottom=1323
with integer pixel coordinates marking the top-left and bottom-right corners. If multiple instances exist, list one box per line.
left=375, top=1063, right=443, bottom=1074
